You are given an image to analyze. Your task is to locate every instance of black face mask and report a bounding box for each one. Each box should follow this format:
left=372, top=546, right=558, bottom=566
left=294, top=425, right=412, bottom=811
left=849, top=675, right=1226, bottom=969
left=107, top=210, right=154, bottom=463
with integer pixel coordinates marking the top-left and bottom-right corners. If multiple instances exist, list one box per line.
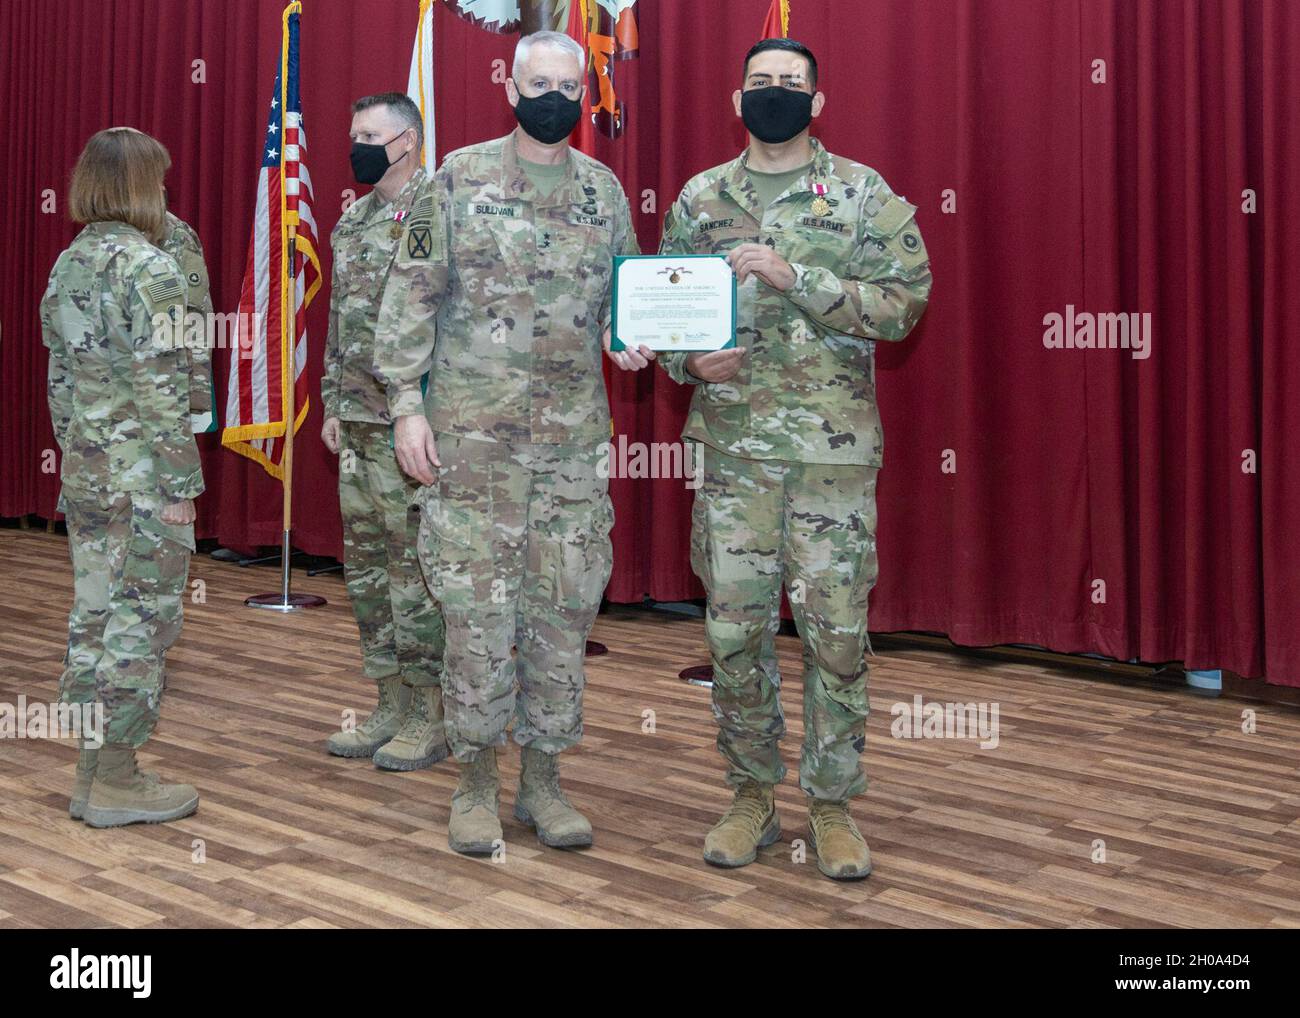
left=740, top=86, right=813, bottom=144
left=512, top=83, right=582, bottom=145
left=350, top=135, right=406, bottom=186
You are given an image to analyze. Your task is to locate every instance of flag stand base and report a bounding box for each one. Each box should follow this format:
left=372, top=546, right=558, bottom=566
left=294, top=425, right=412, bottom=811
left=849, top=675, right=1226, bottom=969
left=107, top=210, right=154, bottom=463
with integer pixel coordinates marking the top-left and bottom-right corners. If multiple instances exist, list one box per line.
left=246, top=592, right=327, bottom=612
left=243, top=529, right=327, bottom=611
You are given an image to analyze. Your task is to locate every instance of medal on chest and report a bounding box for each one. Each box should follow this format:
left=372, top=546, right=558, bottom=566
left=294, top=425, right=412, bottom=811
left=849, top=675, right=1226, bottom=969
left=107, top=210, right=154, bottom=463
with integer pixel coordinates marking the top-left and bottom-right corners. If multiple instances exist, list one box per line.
left=810, top=182, right=831, bottom=218
left=390, top=209, right=407, bottom=239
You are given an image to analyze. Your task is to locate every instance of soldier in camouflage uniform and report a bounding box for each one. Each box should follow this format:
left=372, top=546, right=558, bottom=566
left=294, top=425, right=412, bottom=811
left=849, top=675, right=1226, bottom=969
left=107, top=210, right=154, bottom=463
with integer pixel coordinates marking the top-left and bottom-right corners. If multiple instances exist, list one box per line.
left=374, top=32, right=643, bottom=855
left=658, top=40, right=932, bottom=879
left=321, top=94, right=447, bottom=770
left=41, top=127, right=203, bottom=828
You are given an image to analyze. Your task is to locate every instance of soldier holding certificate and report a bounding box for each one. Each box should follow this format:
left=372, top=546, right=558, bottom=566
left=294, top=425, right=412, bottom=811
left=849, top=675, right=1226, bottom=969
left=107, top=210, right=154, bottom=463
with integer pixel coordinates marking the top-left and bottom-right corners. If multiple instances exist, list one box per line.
left=657, top=38, right=933, bottom=880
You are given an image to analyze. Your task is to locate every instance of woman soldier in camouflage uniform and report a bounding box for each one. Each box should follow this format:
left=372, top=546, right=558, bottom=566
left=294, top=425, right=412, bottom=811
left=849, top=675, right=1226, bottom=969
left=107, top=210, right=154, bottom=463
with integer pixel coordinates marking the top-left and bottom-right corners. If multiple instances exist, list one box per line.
left=41, top=127, right=203, bottom=828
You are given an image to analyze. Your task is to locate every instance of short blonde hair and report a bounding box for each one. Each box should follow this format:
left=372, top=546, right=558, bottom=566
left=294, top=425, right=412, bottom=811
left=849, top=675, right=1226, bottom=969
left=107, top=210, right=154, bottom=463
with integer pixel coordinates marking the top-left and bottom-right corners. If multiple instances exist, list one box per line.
left=68, top=127, right=171, bottom=244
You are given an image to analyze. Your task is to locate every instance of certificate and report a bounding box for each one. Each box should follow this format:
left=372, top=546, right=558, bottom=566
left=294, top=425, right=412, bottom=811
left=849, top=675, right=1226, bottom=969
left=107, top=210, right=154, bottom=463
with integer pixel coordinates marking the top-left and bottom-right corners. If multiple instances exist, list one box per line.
left=610, top=255, right=736, bottom=352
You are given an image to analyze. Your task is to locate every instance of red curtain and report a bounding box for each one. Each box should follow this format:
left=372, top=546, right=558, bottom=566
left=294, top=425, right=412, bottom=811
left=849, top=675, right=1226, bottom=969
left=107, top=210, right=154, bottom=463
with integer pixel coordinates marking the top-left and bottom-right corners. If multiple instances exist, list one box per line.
left=1, top=1, right=1295, bottom=686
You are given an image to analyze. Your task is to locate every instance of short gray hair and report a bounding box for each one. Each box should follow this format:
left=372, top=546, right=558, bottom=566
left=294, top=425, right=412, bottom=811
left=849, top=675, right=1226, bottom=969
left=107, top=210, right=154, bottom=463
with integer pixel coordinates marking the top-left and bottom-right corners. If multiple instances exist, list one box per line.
left=512, top=30, right=584, bottom=82
left=352, top=92, right=423, bottom=148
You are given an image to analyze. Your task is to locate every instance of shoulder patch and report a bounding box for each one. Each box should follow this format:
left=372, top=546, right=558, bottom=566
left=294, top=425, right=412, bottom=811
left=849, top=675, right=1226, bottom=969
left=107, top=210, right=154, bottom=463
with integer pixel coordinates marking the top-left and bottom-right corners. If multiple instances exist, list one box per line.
left=877, top=203, right=928, bottom=271
left=143, top=257, right=183, bottom=293
left=401, top=194, right=445, bottom=263
left=140, top=267, right=185, bottom=317
left=409, top=193, right=435, bottom=223
left=864, top=195, right=917, bottom=239
left=406, top=225, right=435, bottom=260
left=144, top=275, right=183, bottom=302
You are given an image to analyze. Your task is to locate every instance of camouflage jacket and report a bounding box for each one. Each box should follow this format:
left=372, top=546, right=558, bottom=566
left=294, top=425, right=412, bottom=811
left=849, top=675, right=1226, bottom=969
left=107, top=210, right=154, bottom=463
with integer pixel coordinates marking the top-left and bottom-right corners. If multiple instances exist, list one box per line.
left=374, top=131, right=638, bottom=445
left=659, top=137, right=932, bottom=466
left=323, top=167, right=433, bottom=423
left=161, top=211, right=214, bottom=416
left=40, top=221, right=203, bottom=501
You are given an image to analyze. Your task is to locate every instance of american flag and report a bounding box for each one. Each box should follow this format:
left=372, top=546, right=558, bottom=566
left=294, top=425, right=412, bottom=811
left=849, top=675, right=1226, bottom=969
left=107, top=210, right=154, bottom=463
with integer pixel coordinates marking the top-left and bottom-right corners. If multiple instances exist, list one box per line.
left=222, top=2, right=321, bottom=479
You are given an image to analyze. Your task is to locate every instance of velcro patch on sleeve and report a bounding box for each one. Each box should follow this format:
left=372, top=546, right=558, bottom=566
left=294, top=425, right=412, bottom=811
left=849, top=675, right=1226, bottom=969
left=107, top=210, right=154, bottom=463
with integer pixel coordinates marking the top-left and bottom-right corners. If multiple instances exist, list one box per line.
left=142, top=273, right=185, bottom=314
left=401, top=193, right=445, bottom=262
left=887, top=224, right=929, bottom=271
left=405, top=223, right=440, bottom=261
left=864, top=195, right=916, bottom=239
left=409, top=194, right=435, bottom=223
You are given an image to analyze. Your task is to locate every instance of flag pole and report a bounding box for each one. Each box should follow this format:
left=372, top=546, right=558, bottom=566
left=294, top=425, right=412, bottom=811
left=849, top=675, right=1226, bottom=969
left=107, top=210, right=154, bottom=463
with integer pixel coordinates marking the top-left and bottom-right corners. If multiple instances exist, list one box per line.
left=280, top=224, right=296, bottom=600
left=246, top=194, right=324, bottom=610
left=247, top=0, right=325, bottom=612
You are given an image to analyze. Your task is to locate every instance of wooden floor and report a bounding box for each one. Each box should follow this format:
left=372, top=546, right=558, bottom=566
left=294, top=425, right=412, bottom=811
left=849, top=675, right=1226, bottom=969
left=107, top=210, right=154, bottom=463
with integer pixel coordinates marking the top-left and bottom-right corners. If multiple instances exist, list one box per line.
left=1, top=528, right=1298, bottom=929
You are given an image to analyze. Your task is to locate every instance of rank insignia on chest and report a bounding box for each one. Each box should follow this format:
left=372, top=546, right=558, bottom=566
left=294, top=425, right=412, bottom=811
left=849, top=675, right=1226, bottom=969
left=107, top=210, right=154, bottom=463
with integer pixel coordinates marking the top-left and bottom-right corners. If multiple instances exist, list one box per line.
left=389, top=224, right=404, bottom=239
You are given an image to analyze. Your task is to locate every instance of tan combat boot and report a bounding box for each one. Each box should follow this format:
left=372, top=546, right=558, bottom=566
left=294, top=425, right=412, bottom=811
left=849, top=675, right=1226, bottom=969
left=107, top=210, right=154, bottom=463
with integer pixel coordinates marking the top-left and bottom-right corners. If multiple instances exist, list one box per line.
left=69, top=740, right=99, bottom=820
left=808, top=799, right=873, bottom=880
left=448, top=747, right=502, bottom=855
left=703, top=780, right=781, bottom=867
left=514, top=746, right=593, bottom=848
left=82, top=744, right=199, bottom=828
left=373, top=685, right=450, bottom=771
left=326, top=675, right=410, bottom=758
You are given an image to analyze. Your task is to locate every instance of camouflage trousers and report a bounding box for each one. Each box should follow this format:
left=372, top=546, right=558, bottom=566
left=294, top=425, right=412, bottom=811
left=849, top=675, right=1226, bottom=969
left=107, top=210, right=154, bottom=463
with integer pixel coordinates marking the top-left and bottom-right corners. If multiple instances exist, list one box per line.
left=339, top=420, right=445, bottom=687
left=416, top=433, right=613, bottom=760
left=59, top=491, right=192, bottom=748
left=691, top=445, right=879, bottom=802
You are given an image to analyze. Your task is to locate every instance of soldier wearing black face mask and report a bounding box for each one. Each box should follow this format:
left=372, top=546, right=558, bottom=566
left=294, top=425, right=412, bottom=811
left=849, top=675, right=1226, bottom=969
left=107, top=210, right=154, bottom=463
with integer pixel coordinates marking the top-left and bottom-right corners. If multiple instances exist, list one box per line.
left=511, top=81, right=583, bottom=145
left=374, top=30, right=643, bottom=859
left=351, top=133, right=410, bottom=186
left=657, top=38, right=932, bottom=882
left=322, top=92, right=448, bottom=773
